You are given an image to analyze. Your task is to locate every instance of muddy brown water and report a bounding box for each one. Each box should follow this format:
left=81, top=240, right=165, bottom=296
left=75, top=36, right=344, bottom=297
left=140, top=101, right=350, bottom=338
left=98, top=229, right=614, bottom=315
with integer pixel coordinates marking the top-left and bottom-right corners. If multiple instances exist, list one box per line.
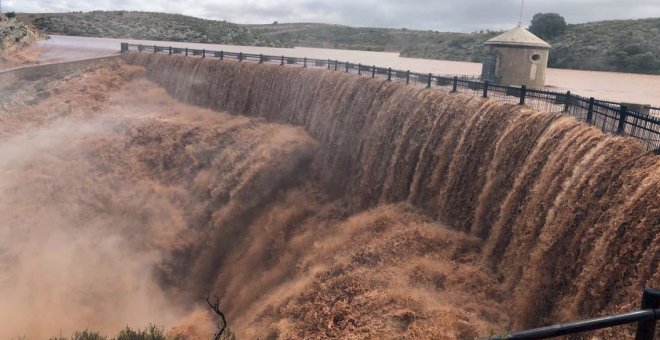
left=35, top=35, right=660, bottom=106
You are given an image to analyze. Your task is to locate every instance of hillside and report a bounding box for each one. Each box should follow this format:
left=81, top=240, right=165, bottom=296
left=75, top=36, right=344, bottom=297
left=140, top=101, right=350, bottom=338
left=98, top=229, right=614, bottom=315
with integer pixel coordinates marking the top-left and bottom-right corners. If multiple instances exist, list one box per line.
left=250, top=23, right=500, bottom=62
left=252, top=18, right=660, bottom=74
left=18, top=11, right=287, bottom=47
left=547, top=18, right=660, bottom=74
left=18, top=11, right=660, bottom=74
left=0, top=15, right=43, bottom=68
left=0, top=16, right=41, bottom=54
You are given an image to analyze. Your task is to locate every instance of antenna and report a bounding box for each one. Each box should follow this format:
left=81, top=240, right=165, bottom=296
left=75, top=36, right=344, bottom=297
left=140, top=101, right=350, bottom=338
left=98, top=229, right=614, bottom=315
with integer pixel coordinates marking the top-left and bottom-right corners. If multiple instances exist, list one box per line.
left=518, top=0, right=525, bottom=26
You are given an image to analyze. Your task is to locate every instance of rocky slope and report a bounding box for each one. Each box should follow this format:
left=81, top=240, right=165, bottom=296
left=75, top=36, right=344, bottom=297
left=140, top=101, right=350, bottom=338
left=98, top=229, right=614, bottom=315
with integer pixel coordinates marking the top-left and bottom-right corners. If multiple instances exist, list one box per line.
left=0, top=16, right=42, bottom=59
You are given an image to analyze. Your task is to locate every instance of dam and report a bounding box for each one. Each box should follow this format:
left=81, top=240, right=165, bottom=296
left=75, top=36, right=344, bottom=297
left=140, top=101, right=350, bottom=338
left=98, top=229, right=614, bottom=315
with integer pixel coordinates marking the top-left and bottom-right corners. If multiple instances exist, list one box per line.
left=0, top=50, right=658, bottom=338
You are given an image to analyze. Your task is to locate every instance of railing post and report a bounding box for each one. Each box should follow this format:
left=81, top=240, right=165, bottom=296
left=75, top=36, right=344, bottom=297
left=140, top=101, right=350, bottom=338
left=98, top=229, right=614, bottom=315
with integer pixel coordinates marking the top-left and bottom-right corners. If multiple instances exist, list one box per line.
left=281, top=55, right=285, bottom=66
left=138, top=44, right=143, bottom=52
left=387, top=68, right=392, bottom=81
left=259, top=54, right=263, bottom=63
left=153, top=45, right=157, bottom=54
left=519, top=85, right=526, bottom=105
left=303, top=57, right=307, bottom=68
left=452, top=76, right=458, bottom=92
left=345, top=62, right=349, bottom=73
left=372, top=65, right=376, bottom=78
left=327, top=59, right=331, bottom=69
left=202, top=49, right=205, bottom=58
left=335, top=60, right=338, bottom=71
left=586, top=97, right=595, bottom=124
left=169, top=46, right=172, bottom=55
left=358, top=63, right=362, bottom=75
left=564, top=90, right=571, bottom=112
left=483, top=81, right=489, bottom=98
left=239, top=52, right=243, bottom=61
left=120, top=42, right=128, bottom=53
left=220, top=51, right=224, bottom=60
left=427, top=73, right=432, bottom=88
left=635, top=288, right=660, bottom=339
left=406, top=70, right=410, bottom=84
left=617, top=105, right=628, bottom=135
left=185, top=48, right=188, bottom=56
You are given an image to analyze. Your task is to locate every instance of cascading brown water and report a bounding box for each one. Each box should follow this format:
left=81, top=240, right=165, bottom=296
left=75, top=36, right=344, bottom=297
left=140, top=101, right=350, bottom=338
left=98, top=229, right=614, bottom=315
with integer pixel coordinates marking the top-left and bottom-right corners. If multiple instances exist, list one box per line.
left=122, top=53, right=659, bottom=333
left=0, top=53, right=657, bottom=339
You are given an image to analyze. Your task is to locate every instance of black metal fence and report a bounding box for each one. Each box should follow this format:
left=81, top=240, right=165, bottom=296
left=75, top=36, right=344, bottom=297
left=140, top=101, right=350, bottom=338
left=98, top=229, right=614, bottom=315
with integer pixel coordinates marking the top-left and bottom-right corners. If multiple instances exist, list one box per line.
left=485, top=288, right=659, bottom=339
left=121, top=43, right=660, bottom=153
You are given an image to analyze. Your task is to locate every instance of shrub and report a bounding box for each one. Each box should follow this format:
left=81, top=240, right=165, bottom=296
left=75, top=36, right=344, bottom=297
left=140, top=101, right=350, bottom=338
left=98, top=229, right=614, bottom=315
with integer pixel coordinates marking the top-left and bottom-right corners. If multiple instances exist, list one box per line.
left=116, top=324, right=165, bottom=340
left=530, top=13, right=567, bottom=40
left=49, top=325, right=166, bottom=340
left=71, top=330, right=107, bottom=340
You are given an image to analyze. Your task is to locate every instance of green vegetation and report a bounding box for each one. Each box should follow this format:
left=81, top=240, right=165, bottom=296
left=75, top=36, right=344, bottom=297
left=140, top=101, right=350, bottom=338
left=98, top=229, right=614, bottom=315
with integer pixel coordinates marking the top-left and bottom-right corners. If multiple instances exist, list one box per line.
left=0, top=15, right=42, bottom=56
left=548, top=18, right=660, bottom=74
left=17, top=11, right=660, bottom=74
left=18, top=11, right=286, bottom=47
left=48, top=325, right=165, bottom=340
left=529, top=13, right=567, bottom=40
left=43, top=324, right=238, bottom=340
left=5, top=12, right=17, bottom=19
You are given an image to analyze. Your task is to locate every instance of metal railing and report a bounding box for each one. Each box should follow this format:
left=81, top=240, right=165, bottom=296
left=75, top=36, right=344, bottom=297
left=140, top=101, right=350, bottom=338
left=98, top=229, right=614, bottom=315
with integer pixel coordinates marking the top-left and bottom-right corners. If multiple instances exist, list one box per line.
left=485, top=288, right=659, bottom=339
left=121, top=43, right=660, bottom=153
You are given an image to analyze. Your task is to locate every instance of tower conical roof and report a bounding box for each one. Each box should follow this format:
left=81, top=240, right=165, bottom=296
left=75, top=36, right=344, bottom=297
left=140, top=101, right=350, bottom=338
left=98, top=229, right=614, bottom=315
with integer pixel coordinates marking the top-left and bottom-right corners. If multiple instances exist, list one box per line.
left=485, top=26, right=551, bottom=49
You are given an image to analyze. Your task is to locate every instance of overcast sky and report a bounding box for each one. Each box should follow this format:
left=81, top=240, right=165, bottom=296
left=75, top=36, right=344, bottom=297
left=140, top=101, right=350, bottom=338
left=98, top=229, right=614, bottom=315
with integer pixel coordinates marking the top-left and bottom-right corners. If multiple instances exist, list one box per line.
left=4, top=0, right=660, bottom=32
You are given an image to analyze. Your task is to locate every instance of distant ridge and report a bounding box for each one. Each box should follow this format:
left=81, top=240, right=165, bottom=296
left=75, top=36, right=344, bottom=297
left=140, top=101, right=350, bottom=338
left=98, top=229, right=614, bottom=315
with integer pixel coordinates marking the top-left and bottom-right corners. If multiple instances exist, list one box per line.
left=18, top=11, right=288, bottom=47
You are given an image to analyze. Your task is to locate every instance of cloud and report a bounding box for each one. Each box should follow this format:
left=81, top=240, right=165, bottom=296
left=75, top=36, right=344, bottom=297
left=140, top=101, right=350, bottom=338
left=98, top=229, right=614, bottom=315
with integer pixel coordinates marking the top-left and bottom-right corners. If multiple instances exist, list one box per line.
left=4, top=0, right=660, bottom=32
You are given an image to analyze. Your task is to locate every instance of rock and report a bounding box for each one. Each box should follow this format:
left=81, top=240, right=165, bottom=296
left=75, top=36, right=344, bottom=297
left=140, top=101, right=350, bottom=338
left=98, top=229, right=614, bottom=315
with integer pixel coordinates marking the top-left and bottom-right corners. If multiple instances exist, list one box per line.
left=0, top=19, right=44, bottom=57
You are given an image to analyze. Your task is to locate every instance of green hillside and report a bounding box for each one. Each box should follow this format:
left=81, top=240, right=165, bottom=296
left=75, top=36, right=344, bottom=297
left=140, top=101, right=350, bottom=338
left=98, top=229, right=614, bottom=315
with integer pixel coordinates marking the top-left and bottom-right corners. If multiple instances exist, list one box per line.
left=18, top=11, right=287, bottom=47
left=547, top=18, right=660, bottom=74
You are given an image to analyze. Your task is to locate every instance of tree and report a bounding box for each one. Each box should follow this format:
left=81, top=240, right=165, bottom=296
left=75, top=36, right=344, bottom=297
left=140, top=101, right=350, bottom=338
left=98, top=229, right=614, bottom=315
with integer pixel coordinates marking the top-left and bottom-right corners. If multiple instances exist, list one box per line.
left=629, top=52, right=658, bottom=73
left=205, top=294, right=235, bottom=340
left=529, top=13, right=566, bottom=40
left=6, top=11, right=16, bottom=19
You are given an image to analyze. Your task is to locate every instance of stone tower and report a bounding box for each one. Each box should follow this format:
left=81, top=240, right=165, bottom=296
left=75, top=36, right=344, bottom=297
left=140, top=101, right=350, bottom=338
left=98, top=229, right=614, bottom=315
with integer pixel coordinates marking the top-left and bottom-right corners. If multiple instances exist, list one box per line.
left=481, top=26, right=551, bottom=88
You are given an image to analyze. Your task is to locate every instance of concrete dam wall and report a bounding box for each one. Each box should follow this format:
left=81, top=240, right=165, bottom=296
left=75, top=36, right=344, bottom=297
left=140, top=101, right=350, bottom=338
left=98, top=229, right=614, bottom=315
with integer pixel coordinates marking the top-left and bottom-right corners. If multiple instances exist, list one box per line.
left=120, top=52, right=659, bottom=336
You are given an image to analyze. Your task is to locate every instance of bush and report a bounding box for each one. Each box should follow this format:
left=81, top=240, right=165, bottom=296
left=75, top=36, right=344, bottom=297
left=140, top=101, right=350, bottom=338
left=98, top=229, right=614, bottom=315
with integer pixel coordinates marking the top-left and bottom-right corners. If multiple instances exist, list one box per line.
left=71, top=330, right=107, bottom=340
left=529, top=13, right=566, bottom=40
left=49, top=325, right=166, bottom=340
left=116, top=325, right=165, bottom=340
left=629, top=52, right=659, bottom=73
left=5, top=11, right=16, bottom=19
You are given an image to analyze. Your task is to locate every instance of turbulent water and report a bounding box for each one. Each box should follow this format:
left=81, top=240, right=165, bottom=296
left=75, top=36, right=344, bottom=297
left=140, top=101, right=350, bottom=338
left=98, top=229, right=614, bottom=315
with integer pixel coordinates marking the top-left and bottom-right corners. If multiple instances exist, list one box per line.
left=0, top=54, right=657, bottom=339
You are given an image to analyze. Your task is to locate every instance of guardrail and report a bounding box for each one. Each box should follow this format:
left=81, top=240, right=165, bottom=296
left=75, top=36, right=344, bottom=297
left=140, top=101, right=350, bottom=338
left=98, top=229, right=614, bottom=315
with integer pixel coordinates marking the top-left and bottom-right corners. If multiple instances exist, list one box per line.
left=121, top=43, right=660, bottom=153
left=485, top=288, right=659, bottom=339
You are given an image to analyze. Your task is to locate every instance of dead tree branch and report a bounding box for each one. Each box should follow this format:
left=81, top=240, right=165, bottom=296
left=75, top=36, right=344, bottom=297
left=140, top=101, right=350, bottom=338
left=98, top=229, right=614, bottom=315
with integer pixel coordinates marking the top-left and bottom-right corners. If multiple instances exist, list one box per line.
left=205, top=293, right=227, bottom=340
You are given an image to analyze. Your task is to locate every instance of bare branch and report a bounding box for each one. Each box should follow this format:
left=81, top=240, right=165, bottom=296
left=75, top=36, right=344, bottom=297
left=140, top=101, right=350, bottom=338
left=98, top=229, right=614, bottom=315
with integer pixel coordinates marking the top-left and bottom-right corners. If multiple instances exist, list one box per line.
left=204, top=293, right=227, bottom=340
